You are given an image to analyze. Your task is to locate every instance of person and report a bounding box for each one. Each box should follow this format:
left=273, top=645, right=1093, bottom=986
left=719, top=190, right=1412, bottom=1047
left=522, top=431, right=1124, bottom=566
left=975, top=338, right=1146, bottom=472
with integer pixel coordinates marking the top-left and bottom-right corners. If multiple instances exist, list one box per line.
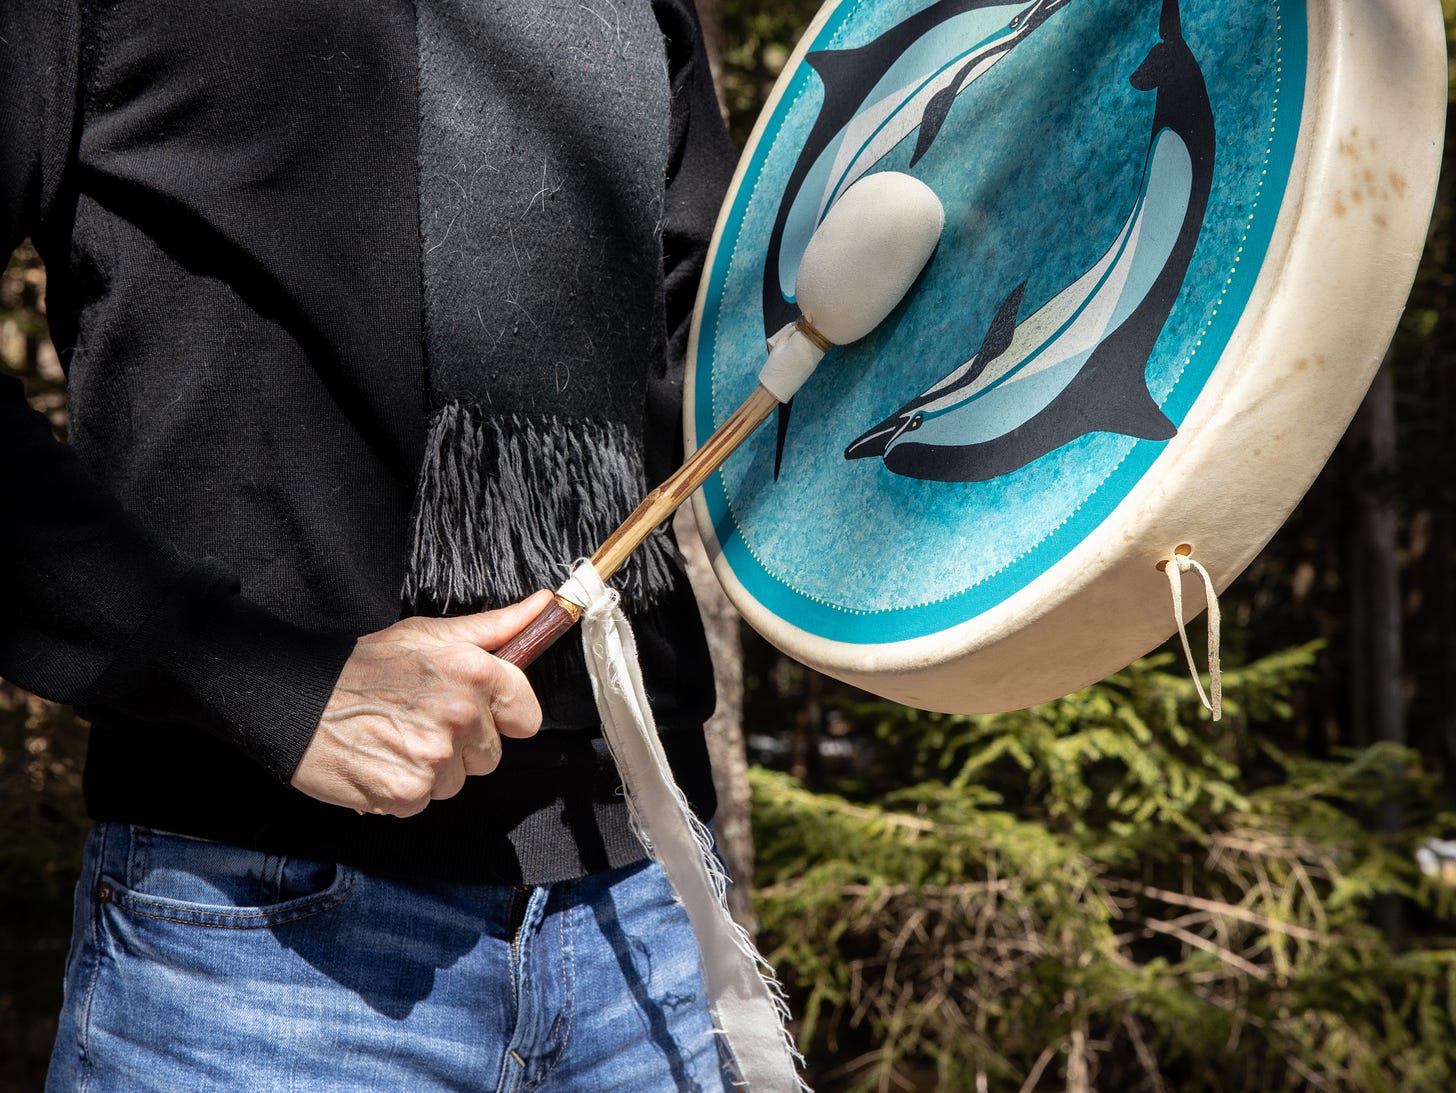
left=0, top=0, right=738, bottom=1088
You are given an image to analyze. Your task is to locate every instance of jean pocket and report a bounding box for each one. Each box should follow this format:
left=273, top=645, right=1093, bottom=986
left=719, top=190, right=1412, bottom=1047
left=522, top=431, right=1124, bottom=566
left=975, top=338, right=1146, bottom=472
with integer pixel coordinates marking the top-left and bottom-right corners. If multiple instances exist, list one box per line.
left=103, top=826, right=353, bottom=929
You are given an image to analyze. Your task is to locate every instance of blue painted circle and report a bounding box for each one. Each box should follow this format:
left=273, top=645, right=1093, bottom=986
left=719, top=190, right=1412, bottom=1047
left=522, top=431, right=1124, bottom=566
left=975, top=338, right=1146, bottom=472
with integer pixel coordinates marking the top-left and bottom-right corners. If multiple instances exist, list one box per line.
left=693, top=0, right=1305, bottom=644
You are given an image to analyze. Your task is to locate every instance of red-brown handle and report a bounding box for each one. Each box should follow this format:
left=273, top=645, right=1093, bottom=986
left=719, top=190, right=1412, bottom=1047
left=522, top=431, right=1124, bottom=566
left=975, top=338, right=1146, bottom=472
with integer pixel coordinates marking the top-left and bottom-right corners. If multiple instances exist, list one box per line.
left=495, top=594, right=584, bottom=668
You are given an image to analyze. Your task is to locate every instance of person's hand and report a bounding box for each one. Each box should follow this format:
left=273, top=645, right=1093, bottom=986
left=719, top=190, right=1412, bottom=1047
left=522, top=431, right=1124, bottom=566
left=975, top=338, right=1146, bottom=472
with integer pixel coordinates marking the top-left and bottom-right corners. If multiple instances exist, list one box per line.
left=291, top=591, right=552, bottom=817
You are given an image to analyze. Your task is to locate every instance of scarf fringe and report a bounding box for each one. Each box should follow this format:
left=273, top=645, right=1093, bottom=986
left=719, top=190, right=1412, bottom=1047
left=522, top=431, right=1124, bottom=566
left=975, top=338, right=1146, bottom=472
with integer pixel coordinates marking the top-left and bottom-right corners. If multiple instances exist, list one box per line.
left=402, top=402, right=678, bottom=615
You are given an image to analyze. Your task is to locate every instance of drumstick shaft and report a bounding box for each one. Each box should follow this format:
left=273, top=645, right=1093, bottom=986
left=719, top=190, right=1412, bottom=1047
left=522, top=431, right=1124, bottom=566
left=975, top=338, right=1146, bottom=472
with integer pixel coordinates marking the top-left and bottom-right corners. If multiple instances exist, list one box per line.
left=496, top=385, right=781, bottom=668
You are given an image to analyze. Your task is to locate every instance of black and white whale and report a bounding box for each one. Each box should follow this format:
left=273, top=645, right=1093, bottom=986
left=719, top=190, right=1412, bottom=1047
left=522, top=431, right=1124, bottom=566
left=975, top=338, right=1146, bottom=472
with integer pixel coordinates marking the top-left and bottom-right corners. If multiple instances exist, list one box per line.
left=846, top=0, right=1212, bottom=483
left=766, top=0, right=1075, bottom=477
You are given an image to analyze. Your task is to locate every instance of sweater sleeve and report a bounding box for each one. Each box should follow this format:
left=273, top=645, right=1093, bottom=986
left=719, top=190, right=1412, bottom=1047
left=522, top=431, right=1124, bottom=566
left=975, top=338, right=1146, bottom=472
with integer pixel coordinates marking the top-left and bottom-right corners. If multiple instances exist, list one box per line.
left=0, top=0, right=355, bottom=783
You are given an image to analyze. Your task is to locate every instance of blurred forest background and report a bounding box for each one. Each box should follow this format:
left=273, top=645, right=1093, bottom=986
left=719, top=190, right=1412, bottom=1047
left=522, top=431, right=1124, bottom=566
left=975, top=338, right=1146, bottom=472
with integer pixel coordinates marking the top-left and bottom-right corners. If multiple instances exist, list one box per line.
left=4, top=2, right=1456, bottom=1091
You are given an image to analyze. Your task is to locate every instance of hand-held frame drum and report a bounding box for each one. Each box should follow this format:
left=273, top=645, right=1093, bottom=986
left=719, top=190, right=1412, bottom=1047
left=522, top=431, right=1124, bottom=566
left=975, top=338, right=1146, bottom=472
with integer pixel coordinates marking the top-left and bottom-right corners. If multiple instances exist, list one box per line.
left=685, top=0, right=1446, bottom=714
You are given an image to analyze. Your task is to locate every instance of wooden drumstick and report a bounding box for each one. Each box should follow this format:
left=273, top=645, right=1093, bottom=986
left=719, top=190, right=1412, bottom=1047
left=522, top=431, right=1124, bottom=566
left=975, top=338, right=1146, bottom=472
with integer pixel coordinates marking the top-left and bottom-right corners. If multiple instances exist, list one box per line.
left=496, top=171, right=946, bottom=668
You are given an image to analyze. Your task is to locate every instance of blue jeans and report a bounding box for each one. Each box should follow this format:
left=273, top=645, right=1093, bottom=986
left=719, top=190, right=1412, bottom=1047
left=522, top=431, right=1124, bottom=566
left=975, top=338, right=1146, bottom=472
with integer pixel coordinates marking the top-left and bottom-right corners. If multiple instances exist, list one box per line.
left=47, top=823, right=732, bottom=1091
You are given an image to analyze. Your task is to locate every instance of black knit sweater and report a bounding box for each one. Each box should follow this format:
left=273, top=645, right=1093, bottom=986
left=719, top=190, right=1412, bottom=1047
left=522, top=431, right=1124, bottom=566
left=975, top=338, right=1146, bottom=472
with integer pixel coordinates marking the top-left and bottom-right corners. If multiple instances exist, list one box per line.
left=0, top=0, right=734, bottom=883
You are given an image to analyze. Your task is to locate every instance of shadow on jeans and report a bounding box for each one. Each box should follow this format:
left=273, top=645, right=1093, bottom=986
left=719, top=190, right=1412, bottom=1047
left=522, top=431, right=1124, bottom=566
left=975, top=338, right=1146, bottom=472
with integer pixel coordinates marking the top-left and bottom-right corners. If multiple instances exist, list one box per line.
left=589, top=881, right=707, bottom=1093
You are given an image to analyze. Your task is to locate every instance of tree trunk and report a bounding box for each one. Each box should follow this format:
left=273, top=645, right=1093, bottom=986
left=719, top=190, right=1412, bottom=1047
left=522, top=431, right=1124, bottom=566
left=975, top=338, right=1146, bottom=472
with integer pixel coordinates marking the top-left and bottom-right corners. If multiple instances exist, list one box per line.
left=693, top=0, right=729, bottom=119
left=681, top=0, right=756, bottom=936
left=1345, top=473, right=1371, bottom=750
left=790, top=667, right=823, bottom=789
left=675, top=507, right=758, bottom=934
left=1354, top=356, right=1406, bottom=938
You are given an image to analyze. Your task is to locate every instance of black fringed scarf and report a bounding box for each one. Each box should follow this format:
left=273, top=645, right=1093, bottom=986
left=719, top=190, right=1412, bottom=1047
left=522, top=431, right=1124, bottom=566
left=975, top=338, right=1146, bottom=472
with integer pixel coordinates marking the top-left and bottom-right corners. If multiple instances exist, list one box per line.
left=403, top=0, right=682, bottom=618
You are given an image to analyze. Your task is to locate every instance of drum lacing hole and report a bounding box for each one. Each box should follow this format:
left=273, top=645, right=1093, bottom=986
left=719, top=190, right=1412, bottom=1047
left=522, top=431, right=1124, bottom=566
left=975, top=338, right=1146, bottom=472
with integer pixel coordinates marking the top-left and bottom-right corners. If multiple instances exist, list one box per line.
left=96, top=882, right=114, bottom=903
left=1155, top=543, right=1195, bottom=572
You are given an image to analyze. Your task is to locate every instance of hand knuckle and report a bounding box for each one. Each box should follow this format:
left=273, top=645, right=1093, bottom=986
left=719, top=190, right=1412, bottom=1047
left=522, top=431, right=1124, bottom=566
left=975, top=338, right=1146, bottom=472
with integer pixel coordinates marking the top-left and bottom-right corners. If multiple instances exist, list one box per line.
left=432, top=766, right=467, bottom=801
left=489, top=670, right=542, bottom=737
left=472, top=754, right=501, bottom=776
left=465, top=736, right=503, bottom=775
left=425, top=692, right=471, bottom=731
left=501, top=708, right=541, bottom=739
left=380, top=769, right=432, bottom=810
left=443, top=643, right=492, bottom=685
left=418, top=734, right=458, bottom=768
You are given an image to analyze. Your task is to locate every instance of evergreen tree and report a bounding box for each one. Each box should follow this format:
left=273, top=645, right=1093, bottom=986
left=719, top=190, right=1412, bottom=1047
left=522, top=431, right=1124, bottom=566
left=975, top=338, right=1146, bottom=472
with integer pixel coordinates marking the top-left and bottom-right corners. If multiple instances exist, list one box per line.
left=751, top=647, right=1456, bottom=1091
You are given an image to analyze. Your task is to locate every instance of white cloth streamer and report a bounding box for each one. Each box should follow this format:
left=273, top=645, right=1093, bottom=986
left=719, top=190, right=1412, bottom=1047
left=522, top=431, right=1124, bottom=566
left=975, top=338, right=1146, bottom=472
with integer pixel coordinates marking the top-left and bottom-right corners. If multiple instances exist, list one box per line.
left=1161, top=551, right=1222, bottom=721
left=559, top=562, right=806, bottom=1092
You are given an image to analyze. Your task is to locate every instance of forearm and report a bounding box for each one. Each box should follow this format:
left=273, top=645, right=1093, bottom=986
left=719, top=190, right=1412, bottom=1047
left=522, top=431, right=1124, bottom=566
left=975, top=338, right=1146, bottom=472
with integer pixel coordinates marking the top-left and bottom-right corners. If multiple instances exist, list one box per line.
left=0, top=372, right=355, bottom=780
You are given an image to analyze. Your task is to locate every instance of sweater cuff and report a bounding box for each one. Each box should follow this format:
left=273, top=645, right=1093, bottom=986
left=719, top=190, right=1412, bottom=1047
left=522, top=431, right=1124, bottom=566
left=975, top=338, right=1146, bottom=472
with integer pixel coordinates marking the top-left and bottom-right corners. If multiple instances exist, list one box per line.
left=91, top=563, right=357, bottom=782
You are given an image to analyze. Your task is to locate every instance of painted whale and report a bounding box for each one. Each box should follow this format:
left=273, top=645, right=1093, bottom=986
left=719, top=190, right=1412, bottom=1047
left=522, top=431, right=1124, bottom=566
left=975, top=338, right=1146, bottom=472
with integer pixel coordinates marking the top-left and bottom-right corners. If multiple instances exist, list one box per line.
left=845, top=0, right=1212, bottom=483
left=767, top=0, right=1075, bottom=477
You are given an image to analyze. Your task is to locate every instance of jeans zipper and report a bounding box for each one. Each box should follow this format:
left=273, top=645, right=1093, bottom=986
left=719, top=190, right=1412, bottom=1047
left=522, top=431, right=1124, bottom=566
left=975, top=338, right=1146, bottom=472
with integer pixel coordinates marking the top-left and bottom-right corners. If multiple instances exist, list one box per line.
left=507, top=885, right=531, bottom=1005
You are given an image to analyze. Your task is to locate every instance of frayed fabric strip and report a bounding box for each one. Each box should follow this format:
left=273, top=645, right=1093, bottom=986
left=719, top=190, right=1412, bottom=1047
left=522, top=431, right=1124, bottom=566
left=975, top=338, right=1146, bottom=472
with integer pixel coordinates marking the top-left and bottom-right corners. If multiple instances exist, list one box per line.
left=566, top=561, right=807, bottom=1092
